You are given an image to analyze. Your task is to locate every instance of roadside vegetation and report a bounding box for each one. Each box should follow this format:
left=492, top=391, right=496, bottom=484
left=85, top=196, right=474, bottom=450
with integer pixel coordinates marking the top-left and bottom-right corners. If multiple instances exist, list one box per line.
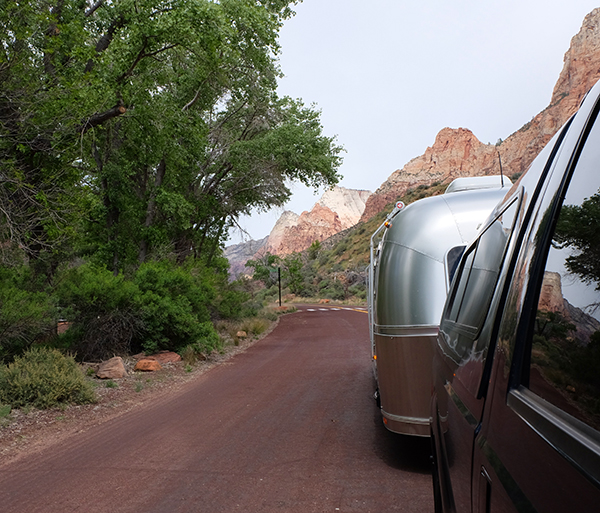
left=0, top=1, right=341, bottom=412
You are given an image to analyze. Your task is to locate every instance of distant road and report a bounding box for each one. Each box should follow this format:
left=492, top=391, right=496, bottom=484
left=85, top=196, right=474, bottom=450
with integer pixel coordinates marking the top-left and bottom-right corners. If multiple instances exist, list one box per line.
left=0, top=306, right=433, bottom=512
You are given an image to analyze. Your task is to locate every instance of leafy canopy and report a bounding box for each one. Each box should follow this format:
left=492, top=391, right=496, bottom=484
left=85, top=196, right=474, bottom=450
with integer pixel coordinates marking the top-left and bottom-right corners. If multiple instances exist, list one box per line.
left=0, top=0, right=342, bottom=272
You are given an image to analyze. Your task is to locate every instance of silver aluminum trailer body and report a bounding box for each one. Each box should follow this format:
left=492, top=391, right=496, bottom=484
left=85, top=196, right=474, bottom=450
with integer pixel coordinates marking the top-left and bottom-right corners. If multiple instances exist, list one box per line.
left=369, top=177, right=510, bottom=436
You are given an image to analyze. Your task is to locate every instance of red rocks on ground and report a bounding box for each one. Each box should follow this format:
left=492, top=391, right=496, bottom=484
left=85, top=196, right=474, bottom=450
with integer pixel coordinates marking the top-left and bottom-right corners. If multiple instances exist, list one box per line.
left=134, top=359, right=163, bottom=372
left=96, top=357, right=127, bottom=379
left=132, top=351, right=182, bottom=372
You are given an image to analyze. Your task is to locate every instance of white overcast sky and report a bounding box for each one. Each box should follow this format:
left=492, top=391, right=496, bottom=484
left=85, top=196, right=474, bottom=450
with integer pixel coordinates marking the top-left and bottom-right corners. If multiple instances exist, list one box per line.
left=228, top=1, right=600, bottom=245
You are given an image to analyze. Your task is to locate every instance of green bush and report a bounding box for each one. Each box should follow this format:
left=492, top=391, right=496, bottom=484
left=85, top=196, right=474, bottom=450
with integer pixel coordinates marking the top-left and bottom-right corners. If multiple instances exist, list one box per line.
left=55, top=261, right=220, bottom=358
left=134, top=261, right=216, bottom=354
left=319, top=279, right=346, bottom=300
left=0, top=266, right=56, bottom=363
left=242, top=317, right=270, bottom=336
left=217, top=288, right=250, bottom=319
left=348, top=283, right=367, bottom=300
left=179, top=322, right=222, bottom=362
left=255, top=285, right=279, bottom=303
left=54, top=264, right=144, bottom=360
left=0, top=347, right=96, bottom=409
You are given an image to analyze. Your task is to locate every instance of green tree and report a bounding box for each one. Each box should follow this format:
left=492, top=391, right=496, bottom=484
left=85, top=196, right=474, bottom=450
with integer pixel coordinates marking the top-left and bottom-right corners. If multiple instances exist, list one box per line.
left=246, top=252, right=281, bottom=288
left=281, top=252, right=303, bottom=294
left=308, top=240, right=321, bottom=260
left=0, top=0, right=342, bottom=273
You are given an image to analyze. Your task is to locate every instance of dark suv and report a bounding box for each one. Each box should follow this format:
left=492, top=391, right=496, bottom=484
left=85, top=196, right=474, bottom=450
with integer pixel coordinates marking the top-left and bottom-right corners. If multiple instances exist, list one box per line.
left=430, top=80, right=600, bottom=512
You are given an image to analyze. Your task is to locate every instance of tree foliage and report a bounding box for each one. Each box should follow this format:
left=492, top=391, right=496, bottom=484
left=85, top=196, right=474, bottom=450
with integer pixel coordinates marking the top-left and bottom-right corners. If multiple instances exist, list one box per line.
left=246, top=252, right=281, bottom=288
left=0, top=0, right=344, bottom=365
left=0, top=0, right=342, bottom=272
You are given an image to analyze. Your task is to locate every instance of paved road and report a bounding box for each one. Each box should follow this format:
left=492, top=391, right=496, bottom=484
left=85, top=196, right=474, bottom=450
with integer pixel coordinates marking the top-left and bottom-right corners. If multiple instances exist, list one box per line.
left=0, top=306, right=433, bottom=512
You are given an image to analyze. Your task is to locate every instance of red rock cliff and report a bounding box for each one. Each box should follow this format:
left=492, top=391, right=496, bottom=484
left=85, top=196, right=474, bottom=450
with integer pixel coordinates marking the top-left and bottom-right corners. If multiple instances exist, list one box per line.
left=361, top=8, right=600, bottom=222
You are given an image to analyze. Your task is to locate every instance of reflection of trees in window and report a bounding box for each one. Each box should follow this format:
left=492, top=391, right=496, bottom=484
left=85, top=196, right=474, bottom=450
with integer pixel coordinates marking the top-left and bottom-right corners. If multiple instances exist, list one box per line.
left=530, top=187, right=600, bottom=428
left=532, top=307, right=600, bottom=427
left=554, top=189, right=600, bottom=290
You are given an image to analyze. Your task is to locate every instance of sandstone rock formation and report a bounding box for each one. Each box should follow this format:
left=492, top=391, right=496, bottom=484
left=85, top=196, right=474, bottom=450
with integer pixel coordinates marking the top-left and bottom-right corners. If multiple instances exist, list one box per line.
left=538, top=272, right=600, bottom=344
left=261, top=203, right=342, bottom=256
left=226, top=186, right=372, bottom=274
left=260, top=210, right=301, bottom=255
left=361, top=8, right=600, bottom=221
left=317, top=186, right=372, bottom=229
left=134, top=359, right=163, bottom=372
left=260, top=186, right=371, bottom=256
left=97, top=356, right=127, bottom=379
left=144, top=351, right=182, bottom=364
left=538, top=271, right=566, bottom=314
left=224, top=236, right=268, bottom=277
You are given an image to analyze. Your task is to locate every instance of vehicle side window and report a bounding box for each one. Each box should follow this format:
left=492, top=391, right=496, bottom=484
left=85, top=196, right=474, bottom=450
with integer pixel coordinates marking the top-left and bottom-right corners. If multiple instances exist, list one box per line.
left=442, top=198, right=519, bottom=361
left=528, top=140, right=600, bottom=431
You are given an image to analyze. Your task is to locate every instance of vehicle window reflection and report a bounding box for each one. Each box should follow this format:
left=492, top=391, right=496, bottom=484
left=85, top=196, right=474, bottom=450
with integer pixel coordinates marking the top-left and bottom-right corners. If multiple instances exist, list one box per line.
left=441, top=198, right=518, bottom=365
left=529, top=142, right=600, bottom=431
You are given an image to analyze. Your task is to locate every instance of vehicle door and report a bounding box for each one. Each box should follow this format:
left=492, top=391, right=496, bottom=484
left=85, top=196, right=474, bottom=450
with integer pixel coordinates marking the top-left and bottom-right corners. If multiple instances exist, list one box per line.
left=473, top=88, right=600, bottom=513
left=433, top=191, right=521, bottom=511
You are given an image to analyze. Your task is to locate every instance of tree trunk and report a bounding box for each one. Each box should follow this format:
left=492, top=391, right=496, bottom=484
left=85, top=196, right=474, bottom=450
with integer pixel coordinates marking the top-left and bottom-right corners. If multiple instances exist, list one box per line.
left=138, top=158, right=166, bottom=263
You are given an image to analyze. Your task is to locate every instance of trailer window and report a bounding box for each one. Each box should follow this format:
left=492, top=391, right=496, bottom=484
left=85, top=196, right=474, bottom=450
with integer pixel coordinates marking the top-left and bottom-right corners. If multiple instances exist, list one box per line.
left=445, top=245, right=465, bottom=287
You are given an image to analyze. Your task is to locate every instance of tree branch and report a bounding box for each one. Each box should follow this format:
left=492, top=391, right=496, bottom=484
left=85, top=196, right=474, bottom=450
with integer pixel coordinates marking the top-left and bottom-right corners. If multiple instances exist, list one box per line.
left=85, top=0, right=106, bottom=17
left=44, top=0, right=65, bottom=78
left=78, top=102, right=127, bottom=134
left=182, top=77, right=210, bottom=112
left=85, top=14, right=125, bottom=73
left=117, top=43, right=178, bottom=83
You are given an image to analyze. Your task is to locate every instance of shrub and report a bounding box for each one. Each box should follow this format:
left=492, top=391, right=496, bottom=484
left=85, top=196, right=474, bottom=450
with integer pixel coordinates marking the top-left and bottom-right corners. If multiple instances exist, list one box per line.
left=242, top=318, right=270, bottom=336
left=217, top=288, right=250, bottom=319
left=0, top=347, right=96, bottom=409
left=134, top=261, right=216, bottom=354
left=348, top=283, right=367, bottom=300
left=0, top=266, right=56, bottom=363
left=0, top=404, right=11, bottom=418
left=179, top=345, right=198, bottom=365
left=54, top=264, right=144, bottom=360
left=55, top=261, right=219, bottom=358
left=319, top=280, right=346, bottom=300
left=178, top=322, right=222, bottom=363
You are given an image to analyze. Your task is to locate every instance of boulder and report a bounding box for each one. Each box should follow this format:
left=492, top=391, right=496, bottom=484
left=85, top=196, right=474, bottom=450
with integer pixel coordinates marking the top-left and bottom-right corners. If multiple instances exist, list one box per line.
left=97, top=356, right=127, bottom=379
left=134, top=359, right=163, bottom=372
left=146, top=351, right=181, bottom=364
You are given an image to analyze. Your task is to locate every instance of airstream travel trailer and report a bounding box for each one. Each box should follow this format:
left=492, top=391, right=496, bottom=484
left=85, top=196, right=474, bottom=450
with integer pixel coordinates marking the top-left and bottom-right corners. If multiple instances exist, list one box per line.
left=430, top=81, right=600, bottom=512
left=369, top=176, right=511, bottom=436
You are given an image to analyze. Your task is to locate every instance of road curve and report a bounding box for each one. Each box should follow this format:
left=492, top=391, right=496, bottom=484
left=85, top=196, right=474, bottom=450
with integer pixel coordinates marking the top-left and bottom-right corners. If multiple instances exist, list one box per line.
left=0, top=306, right=433, bottom=512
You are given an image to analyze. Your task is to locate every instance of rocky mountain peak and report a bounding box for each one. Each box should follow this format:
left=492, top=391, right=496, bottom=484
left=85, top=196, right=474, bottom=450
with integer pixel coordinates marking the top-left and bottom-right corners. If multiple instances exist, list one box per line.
left=317, top=186, right=372, bottom=230
left=361, top=8, right=600, bottom=222
left=551, top=8, right=600, bottom=114
left=260, top=186, right=371, bottom=256
left=226, top=186, right=372, bottom=275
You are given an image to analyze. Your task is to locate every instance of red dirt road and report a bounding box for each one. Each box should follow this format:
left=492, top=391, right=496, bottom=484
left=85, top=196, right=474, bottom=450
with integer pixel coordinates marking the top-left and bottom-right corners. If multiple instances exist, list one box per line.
left=0, top=306, right=433, bottom=512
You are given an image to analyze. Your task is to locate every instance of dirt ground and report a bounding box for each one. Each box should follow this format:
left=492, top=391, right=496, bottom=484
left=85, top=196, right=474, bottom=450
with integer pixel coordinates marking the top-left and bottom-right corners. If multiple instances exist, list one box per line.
left=0, top=322, right=276, bottom=467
